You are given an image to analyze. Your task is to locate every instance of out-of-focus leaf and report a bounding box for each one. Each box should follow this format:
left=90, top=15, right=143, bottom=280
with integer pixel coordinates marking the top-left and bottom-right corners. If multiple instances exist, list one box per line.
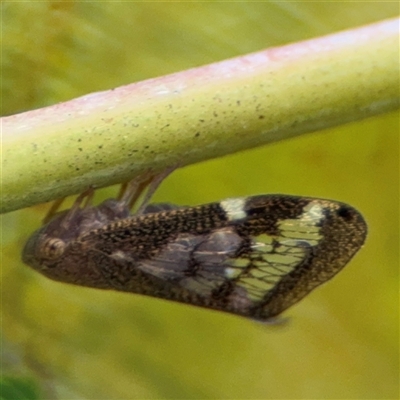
left=0, top=377, right=41, bottom=400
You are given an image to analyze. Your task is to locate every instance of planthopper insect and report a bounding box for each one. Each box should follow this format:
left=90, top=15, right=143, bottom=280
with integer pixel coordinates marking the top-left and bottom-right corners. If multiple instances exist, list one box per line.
left=22, top=170, right=367, bottom=322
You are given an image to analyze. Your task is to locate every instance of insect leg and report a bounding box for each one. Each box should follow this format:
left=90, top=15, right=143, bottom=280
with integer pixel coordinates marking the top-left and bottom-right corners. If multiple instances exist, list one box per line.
left=119, top=172, right=154, bottom=209
left=117, top=166, right=177, bottom=213
left=136, top=166, right=176, bottom=214
left=42, top=187, right=95, bottom=224
left=59, top=188, right=95, bottom=229
left=42, top=197, right=66, bottom=224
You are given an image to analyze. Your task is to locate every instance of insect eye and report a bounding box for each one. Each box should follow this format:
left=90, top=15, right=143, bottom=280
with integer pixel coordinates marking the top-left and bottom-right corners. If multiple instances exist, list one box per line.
left=42, top=238, right=66, bottom=260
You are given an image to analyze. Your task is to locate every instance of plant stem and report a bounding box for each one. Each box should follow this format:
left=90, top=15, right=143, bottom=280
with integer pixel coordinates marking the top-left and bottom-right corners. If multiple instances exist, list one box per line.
left=2, top=17, right=399, bottom=213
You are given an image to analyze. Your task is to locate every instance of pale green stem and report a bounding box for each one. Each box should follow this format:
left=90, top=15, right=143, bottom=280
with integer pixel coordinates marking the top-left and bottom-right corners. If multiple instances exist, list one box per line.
left=2, top=18, right=399, bottom=213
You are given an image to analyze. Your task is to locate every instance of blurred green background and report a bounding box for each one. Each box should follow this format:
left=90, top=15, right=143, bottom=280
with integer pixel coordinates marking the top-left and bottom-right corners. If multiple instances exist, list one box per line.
left=2, top=2, right=398, bottom=399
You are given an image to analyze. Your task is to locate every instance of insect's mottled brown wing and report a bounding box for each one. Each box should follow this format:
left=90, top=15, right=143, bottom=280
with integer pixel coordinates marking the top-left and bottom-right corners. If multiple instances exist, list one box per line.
left=22, top=194, right=367, bottom=321
left=80, top=196, right=367, bottom=321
